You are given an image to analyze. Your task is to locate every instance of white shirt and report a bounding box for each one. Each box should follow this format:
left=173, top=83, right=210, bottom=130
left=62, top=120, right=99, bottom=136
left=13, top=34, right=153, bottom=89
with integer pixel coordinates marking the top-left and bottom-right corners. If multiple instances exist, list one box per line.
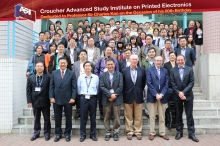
left=87, top=48, right=94, bottom=62
left=80, top=62, right=85, bottom=75
left=70, top=48, right=74, bottom=64
left=126, top=59, right=131, bottom=67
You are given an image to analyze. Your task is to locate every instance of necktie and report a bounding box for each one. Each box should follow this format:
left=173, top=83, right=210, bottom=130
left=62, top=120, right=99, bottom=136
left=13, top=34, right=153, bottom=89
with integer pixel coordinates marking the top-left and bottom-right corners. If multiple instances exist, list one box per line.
left=157, top=68, right=160, bottom=78
left=61, top=71, right=64, bottom=79
left=179, top=68, right=184, bottom=80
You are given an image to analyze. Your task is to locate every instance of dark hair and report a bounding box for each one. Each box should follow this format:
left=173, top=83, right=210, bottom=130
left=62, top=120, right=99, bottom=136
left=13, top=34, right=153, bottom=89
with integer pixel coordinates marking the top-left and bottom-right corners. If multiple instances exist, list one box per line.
left=112, top=29, right=119, bottom=34
left=179, top=36, right=187, bottom=41
left=160, top=23, right=164, bottom=26
left=98, top=30, right=105, bottom=34
left=124, top=48, right=132, bottom=53
left=84, top=19, right=89, bottom=23
left=83, top=61, right=92, bottom=68
left=131, top=20, right=136, bottom=24
left=167, top=29, right=174, bottom=38
left=160, top=28, right=166, bottom=33
left=78, top=20, right=83, bottom=24
left=137, top=28, right=143, bottom=32
left=187, top=34, right=195, bottom=48
left=153, top=28, right=159, bottom=33
left=36, top=45, right=43, bottom=50
left=109, top=18, right=115, bottom=22
left=39, top=32, right=44, bottom=36
left=78, top=50, right=87, bottom=56
left=69, top=37, right=77, bottom=42
left=148, top=47, right=156, bottom=53
left=49, top=24, right=56, bottom=31
left=72, top=32, right=78, bottom=41
left=146, top=34, right=153, bottom=39
left=117, top=41, right=124, bottom=49
left=130, top=35, right=137, bottom=47
left=115, top=21, right=120, bottom=24
left=121, top=19, right=126, bottom=22
left=154, top=23, right=159, bottom=26
left=49, top=43, right=57, bottom=54
left=177, top=27, right=183, bottom=37
left=169, top=51, right=176, bottom=56
left=57, top=42, right=65, bottom=47
left=125, top=43, right=132, bottom=47
left=108, top=38, right=115, bottom=44
left=77, top=26, right=83, bottom=30
left=105, top=23, right=111, bottom=27
left=91, top=22, right=97, bottom=29
left=88, top=37, right=95, bottom=41
left=100, top=22, right=105, bottom=26
left=35, top=61, right=44, bottom=66
left=58, top=57, right=68, bottom=62
left=54, top=32, right=61, bottom=37
left=165, top=39, right=172, bottom=44
left=85, top=25, right=91, bottom=33
left=55, top=20, right=61, bottom=25
left=57, top=28, right=63, bottom=33
left=105, top=58, right=115, bottom=64
left=195, top=21, right=203, bottom=30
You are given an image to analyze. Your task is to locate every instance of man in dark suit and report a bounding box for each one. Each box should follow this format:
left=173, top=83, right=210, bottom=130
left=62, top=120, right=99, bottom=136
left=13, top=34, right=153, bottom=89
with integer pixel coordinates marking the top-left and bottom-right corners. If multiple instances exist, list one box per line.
left=49, top=57, right=77, bottom=142
left=184, top=20, right=196, bottom=38
left=95, top=30, right=108, bottom=55
left=72, top=50, right=87, bottom=119
left=100, top=58, right=123, bottom=141
left=175, top=37, right=194, bottom=67
left=170, top=54, right=199, bottom=142
left=119, top=49, right=132, bottom=72
left=147, top=56, right=169, bottom=141
left=26, top=62, right=51, bottom=141
left=122, top=54, right=146, bottom=140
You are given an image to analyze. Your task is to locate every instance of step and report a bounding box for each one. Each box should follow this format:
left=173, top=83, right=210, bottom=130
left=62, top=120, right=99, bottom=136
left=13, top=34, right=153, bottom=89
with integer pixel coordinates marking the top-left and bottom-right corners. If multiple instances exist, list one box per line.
left=11, top=124, right=220, bottom=135
left=192, top=87, right=202, bottom=93
left=193, top=93, right=207, bottom=100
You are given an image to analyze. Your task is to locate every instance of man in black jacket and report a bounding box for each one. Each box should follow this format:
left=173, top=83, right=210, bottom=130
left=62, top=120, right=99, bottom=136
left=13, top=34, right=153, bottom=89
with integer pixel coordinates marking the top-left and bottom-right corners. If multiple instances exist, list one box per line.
left=26, top=62, right=51, bottom=141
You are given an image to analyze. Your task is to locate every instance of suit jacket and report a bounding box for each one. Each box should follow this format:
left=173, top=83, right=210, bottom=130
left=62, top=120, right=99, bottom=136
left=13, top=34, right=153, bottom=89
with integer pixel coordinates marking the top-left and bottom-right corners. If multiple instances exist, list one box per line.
left=72, top=60, right=81, bottom=79
left=48, top=53, right=72, bottom=75
left=164, top=61, right=177, bottom=87
left=175, top=47, right=194, bottom=67
left=146, top=66, right=169, bottom=104
left=65, top=47, right=81, bottom=62
left=79, top=43, right=88, bottom=50
left=85, top=47, right=100, bottom=67
left=99, top=71, right=123, bottom=106
left=49, top=69, right=77, bottom=105
left=95, top=38, right=108, bottom=55
left=119, top=59, right=140, bottom=72
left=122, top=66, right=146, bottom=104
left=139, top=44, right=160, bottom=65
left=26, top=74, right=50, bottom=107
left=184, top=27, right=196, bottom=39
left=170, top=66, right=194, bottom=101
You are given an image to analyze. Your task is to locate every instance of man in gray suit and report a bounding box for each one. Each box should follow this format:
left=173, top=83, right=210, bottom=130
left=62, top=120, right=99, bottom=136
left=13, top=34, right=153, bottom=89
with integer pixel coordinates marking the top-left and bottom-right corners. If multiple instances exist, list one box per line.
left=72, top=50, right=88, bottom=119
left=99, top=58, right=123, bottom=141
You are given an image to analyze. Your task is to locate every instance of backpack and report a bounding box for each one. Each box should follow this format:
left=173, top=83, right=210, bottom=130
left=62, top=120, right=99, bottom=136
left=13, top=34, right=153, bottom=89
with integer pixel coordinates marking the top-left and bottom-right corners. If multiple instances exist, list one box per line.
left=165, top=101, right=176, bottom=129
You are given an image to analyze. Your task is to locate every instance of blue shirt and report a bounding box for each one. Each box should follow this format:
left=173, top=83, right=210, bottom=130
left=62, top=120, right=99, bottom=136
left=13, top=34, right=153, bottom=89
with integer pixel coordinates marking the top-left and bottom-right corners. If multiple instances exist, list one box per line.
left=77, top=73, right=99, bottom=95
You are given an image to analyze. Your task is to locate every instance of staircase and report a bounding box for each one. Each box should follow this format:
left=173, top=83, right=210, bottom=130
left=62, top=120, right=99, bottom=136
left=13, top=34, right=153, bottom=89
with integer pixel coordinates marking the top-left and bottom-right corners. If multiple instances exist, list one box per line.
left=12, top=84, right=220, bottom=135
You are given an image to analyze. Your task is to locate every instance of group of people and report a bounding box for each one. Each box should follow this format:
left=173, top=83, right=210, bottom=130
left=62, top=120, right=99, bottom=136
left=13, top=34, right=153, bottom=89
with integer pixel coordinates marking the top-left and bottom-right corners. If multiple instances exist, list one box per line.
left=26, top=18, right=203, bottom=143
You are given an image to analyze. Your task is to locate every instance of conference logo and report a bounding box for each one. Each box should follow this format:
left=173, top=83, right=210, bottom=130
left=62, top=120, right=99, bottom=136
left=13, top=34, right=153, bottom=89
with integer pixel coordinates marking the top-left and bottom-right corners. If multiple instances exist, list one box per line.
left=14, top=4, right=36, bottom=22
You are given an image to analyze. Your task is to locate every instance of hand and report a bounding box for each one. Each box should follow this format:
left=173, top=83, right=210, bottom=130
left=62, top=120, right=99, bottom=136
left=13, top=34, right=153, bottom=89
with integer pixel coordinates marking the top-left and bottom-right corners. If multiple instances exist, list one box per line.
left=26, top=72, right=30, bottom=77
left=156, top=94, right=162, bottom=100
left=69, top=99, right=75, bottom=104
left=109, top=98, right=113, bottom=102
left=110, top=94, right=117, bottom=100
left=181, top=96, right=186, bottom=100
left=28, top=103, right=32, bottom=107
left=178, top=92, right=184, bottom=98
left=50, top=98, right=55, bottom=103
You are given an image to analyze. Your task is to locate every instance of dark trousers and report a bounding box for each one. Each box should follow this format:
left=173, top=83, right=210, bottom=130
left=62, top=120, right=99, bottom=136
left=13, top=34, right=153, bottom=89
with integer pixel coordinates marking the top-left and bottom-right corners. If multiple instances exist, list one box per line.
left=33, top=106, right=51, bottom=137
left=175, top=99, right=195, bottom=136
left=80, top=95, right=97, bottom=137
left=75, top=95, right=80, bottom=114
left=98, top=88, right=103, bottom=115
left=54, top=104, right=73, bottom=136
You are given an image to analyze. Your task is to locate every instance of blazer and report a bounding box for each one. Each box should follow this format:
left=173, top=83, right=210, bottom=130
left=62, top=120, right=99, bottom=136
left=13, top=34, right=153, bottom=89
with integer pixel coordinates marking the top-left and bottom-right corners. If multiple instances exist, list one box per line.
left=26, top=74, right=50, bottom=107
left=164, top=61, right=177, bottom=87
left=48, top=53, right=72, bottom=75
left=49, top=69, right=77, bottom=105
left=85, top=47, right=101, bottom=67
left=122, top=66, right=146, bottom=104
left=184, top=27, right=196, bottom=39
left=170, top=66, right=194, bottom=101
left=119, top=59, right=140, bottom=72
left=65, top=47, right=81, bottom=62
left=99, top=71, right=123, bottom=106
left=175, top=47, right=194, bottom=67
left=95, top=38, right=108, bottom=55
left=72, top=60, right=81, bottom=79
left=79, top=43, right=88, bottom=50
left=146, top=66, right=169, bottom=104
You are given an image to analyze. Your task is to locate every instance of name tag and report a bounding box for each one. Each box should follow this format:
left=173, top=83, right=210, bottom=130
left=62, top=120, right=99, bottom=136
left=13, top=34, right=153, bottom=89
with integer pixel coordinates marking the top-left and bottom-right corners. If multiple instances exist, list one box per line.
left=198, top=35, right=202, bottom=38
left=110, top=89, right=114, bottom=94
left=35, top=87, right=41, bottom=92
left=85, top=95, right=90, bottom=99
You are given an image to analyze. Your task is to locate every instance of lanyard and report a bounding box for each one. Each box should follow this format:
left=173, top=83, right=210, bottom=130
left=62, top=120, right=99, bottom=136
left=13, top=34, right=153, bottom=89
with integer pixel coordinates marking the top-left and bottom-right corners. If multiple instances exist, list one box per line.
left=85, top=77, right=92, bottom=93
left=36, top=75, right=43, bottom=87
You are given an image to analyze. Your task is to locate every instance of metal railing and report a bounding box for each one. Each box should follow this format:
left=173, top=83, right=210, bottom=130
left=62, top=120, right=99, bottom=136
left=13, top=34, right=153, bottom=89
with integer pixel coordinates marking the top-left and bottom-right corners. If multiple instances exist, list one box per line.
left=0, top=21, right=39, bottom=59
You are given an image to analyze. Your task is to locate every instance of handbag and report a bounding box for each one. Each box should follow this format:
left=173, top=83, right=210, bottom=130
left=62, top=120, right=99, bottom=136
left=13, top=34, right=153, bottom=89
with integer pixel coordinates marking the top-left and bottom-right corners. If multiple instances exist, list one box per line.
left=164, top=87, right=173, bottom=101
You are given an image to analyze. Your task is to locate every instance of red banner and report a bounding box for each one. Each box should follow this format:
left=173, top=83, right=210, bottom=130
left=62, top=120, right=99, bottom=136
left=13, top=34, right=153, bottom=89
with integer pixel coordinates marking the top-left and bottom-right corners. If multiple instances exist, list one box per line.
left=0, top=0, right=220, bottom=21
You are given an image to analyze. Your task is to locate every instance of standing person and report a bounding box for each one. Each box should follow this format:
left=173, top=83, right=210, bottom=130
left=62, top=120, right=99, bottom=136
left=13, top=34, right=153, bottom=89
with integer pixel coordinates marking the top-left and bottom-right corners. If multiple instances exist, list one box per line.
left=79, top=34, right=88, bottom=50
left=64, top=23, right=74, bottom=41
left=119, top=49, right=132, bottom=72
left=45, top=43, right=57, bottom=72
left=72, top=50, right=88, bottom=119
left=55, top=20, right=61, bottom=30
left=116, top=41, right=125, bottom=61
left=100, top=58, right=123, bottom=141
left=26, top=62, right=51, bottom=141
left=34, top=32, right=50, bottom=54
left=152, top=28, right=160, bottom=45
left=194, top=21, right=203, bottom=56
left=109, top=18, right=116, bottom=33
left=187, top=34, right=196, bottom=65
left=161, top=39, right=173, bottom=64
left=57, top=29, right=68, bottom=48
left=122, top=27, right=131, bottom=45
left=130, top=21, right=138, bottom=36
left=175, top=37, right=194, bottom=67
left=104, top=24, right=113, bottom=41
left=122, top=54, right=146, bottom=140
left=95, top=30, right=108, bottom=55
left=184, top=20, right=195, bottom=37
left=170, top=55, right=199, bottom=142
left=167, top=29, right=178, bottom=50
left=121, top=20, right=126, bottom=34
left=49, top=24, right=56, bottom=39
left=138, top=32, right=146, bottom=47
left=130, top=35, right=141, bottom=56
left=157, top=28, right=168, bottom=50
left=77, top=61, right=99, bottom=142
left=49, top=57, right=77, bottom=142
left=147, top=56, right=169, bottom=141
left=144, top=22, right=153, bottom=35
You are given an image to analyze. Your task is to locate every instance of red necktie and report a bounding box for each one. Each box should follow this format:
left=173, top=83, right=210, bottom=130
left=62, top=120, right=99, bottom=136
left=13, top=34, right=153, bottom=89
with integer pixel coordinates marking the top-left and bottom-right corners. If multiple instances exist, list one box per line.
left=61, top=71, right=64, bottom=79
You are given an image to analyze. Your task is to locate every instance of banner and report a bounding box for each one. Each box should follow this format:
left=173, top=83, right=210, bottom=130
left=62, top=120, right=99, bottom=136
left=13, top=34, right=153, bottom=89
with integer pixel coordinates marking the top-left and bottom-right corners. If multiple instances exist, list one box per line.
left=0, top=0, right=220, bottom=21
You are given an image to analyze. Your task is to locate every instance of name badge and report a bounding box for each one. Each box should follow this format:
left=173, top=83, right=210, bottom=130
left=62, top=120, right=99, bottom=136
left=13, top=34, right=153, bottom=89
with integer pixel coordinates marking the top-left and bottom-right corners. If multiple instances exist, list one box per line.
left=85, top=95, right=90, bottom=99
left=35, top=87, right=41, bottom=92
left=110, top=89, right=114, bottom=94
left=104, top=68, right=108, bottom=72
left=198, top=35, right=202, bottom=38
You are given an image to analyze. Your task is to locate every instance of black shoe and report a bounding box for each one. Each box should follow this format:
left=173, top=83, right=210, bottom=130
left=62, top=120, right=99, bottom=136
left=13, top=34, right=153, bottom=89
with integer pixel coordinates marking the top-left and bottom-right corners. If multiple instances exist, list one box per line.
left=80, top=136, right=86, bottom=142
left=65, top=135, right=71, bottom=142
left=100, top=114, right=104, bottom=120
left=54, top=135, right=62, bottom=142
left=30, top=135, right=39, bottom=141
left=45, top=136, right=50, bottom=141
left=90, top=136, right=98, bottom=141
left=74, top=113, right=80, bottom=119
left=175, top=133, right=183, bottom=140
left=113, top=134, right=119, bottom=141
left=105, top=135, right=111, bottom=141
left=188, top=135, right=199, bottom=142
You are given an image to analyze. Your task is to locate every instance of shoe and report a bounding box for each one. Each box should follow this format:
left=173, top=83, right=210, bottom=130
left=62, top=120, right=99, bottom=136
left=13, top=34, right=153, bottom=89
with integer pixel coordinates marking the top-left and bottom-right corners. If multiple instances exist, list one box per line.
left=145, top=113, right=149, bottom=119
left=51, top=114, right=55, bottom=120
left=188, top=135, right=199, bottom=142
left=127, top=134, right=132, bottom=140
left=74, top=113, right=80, bottom=119
left=136, top=134, right=142, bottom=140
left=113, top=134, right=119, bottom=141
left=65, top=135, right=71, bottom=142
left=149, top=134, right=154, bottom=140
left=30, top=135, right=39, bottom=141
left=90, top=136, right=98, bottom=141
left=62, top=113, right=65, bottom=119
left=160, top=134, right=169, bottom=140
left=100, top=114, right=104, bottom=120
left=54, top=135, right=62, bottom=142
left=45, top=136, right=50, bottom=141
left=105, top=135, right=111, bottom=141
left=175, top=133, right=183, bottom=140
left=80, top=136, right=86, bottom=142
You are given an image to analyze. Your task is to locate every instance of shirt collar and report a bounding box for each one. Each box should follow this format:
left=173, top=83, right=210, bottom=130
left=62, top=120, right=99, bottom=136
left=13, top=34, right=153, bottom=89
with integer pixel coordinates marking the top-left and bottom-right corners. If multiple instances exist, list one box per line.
left=181, top=47, right=186, bottom=50
left=155, top=66, right=160, bottom=70
left=178, top=65, right=185, bottom=69
left=130, top=66, right=138, bottom=70
left=60, top=69, right=67, bottom=74
left=108, top=71, right=114, bottom=75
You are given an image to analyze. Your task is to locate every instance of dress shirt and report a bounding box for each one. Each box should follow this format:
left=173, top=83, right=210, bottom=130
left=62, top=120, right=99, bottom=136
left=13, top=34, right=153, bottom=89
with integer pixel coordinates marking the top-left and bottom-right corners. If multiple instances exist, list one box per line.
left=108, top=71, right=114, bottom=86
left=77, top=73, right=99, bottom=95
left=87, top=47, right=94, bottom=62
left=158, top=37, right=167, bottom=50
left=181, top=47, right=186, bottom=56
left=110, top=26, right=116, bottom=33
left=126, top=59, right=131, bottom=67
left=80, top=61, right=85, bottom=75
left=148, top=59, right=154, bottom=66
left=70, top=48, right=74, bottom=64
left=130, top=66, right=137, bottom=84
left=163, top=48, right=171, bottom=63
left=178, top=65, right=185, bottom=80
left=104, top=33, right=112, bottom=41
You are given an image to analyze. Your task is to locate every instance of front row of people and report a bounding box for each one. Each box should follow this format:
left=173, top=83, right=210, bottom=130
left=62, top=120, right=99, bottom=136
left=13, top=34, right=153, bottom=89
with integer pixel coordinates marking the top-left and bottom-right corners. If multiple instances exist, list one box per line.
left=26, top=53, right=199, bottom=143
